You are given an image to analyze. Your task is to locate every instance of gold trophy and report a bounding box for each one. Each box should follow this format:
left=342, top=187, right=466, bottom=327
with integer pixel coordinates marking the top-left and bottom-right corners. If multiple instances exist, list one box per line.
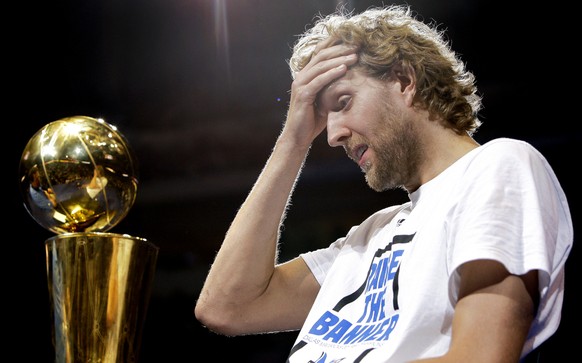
left=19, top=116, right=159, bottom=363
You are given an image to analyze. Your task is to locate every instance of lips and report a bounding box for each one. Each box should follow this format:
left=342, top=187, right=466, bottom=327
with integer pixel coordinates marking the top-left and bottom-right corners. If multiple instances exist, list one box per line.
left=347, top=144, right=368, bottom=165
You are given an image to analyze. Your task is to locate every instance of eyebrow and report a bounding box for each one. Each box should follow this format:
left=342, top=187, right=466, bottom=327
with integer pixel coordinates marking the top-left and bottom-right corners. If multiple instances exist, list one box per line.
left=316, top=76, right=348, bottom=109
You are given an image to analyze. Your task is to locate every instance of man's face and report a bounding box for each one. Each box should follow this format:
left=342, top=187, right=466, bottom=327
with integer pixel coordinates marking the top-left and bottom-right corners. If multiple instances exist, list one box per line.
left=317, top=68, right=422, bottom=192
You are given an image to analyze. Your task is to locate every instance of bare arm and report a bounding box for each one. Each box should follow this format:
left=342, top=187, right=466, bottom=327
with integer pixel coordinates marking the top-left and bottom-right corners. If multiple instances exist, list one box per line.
left=411, top=260, right=538, bottom=363
left=194, top=40, right=359, bottom=336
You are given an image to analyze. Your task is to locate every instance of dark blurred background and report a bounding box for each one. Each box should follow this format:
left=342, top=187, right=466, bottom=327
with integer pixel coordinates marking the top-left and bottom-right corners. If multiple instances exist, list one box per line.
left=9, top=0, right=579, bottom=361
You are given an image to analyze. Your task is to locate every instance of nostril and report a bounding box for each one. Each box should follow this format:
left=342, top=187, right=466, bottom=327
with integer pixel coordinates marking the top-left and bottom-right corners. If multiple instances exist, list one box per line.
left=328, top=134, right=348, bottom=147
left=336, top=135, right=348, bottom=144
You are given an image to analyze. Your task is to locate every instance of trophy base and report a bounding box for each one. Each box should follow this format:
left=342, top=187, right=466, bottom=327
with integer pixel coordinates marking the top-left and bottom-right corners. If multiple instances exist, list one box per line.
left=45, top=232, right=158, bottom=363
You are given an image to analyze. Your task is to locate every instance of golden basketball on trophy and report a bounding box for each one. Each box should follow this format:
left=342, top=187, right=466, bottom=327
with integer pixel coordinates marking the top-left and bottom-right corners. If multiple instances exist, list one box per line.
left=19, top=116, right=158, bottom=363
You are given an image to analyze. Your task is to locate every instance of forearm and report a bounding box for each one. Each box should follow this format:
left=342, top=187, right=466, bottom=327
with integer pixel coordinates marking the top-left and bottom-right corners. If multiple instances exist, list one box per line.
left=195, top=38, right=357, bottom=334
left=195, top=134, right=310, bottom=330
left=216, top=136, right=308, bottom=287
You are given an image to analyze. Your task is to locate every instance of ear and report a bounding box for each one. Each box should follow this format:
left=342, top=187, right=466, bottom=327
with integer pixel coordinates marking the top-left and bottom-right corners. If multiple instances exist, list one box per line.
left=391, top=63, right=416, bottom=106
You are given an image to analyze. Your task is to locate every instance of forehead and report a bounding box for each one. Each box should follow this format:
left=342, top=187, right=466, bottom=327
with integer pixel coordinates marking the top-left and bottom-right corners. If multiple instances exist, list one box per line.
left=318, top=68, right=379, bottom=100
left=320, top=69, right=359, bottom=96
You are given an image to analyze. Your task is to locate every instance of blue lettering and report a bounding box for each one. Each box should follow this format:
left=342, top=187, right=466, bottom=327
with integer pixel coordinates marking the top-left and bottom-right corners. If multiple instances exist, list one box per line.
left=366, top=290, right=386, bottom=323
left=309, top=311, right=400, bottom=344
left=352, top=323, right=381, bottom=343
left=309, top=310, right=340, bottom=335
left=377, top=314, right=399, bottom=340
left=378, top=257, right=389, bottom=289
left=366, top=262, right=379, bottom=292
left=338, top=324, right=368, bottom=344
left=388, top=250, right=403, bottom=280
left=357, top=294, right=371, bottom=323
left=322, top=319, right=353, bottom=342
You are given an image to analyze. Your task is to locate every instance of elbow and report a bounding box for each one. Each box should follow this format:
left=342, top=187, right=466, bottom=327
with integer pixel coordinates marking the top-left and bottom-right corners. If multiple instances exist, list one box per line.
left=194, top=299, right=227, bottom=334
left=194, top=299, right=243, bottom=336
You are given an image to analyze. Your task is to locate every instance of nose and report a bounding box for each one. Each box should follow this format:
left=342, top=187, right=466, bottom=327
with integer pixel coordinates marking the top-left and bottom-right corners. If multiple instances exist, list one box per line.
left=327, top=113, right=351, bottom=147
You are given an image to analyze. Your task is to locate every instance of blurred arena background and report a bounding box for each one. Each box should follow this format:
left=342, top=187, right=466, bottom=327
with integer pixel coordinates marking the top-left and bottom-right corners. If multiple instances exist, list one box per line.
left=9, top=0, right=578, bottom=361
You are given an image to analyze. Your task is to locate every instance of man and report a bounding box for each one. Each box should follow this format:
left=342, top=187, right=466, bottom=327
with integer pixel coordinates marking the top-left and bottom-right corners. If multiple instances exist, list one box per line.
left=27, top=165, right=57, bottom=215
left=195, top=5, right=573, bottom=362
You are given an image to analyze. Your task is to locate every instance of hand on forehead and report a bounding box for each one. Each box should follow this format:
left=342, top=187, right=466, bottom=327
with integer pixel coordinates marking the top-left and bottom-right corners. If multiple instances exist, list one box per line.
left=312, top=37, right=348, bottom=57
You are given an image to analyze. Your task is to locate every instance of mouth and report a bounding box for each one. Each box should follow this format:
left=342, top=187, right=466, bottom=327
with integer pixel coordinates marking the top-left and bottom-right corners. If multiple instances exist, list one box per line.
left=347, top=144, right=368, bottom=166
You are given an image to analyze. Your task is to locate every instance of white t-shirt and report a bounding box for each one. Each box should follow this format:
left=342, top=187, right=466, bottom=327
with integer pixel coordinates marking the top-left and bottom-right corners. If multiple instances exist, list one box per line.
left=289, top=138, right=573, bottom=362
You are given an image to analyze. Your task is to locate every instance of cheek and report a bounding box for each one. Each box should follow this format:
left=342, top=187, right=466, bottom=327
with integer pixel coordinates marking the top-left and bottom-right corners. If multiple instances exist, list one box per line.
left=356, top=105, right=388, bottom=135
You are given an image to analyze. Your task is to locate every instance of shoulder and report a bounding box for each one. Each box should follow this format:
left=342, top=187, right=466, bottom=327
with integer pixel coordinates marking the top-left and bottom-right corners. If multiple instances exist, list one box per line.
left=448, top=137, right=570, bottom=217
left=466, top=138, right=553, bottom=176
left=476, top=138, right=543, bottom=160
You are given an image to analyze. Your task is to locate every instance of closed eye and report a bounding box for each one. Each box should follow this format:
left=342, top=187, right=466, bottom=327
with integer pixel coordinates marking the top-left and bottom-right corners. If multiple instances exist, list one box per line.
left=333, top=95, right=352, bottom=112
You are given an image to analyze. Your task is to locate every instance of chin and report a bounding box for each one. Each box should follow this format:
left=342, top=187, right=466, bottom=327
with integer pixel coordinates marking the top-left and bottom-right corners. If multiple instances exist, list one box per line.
left=364, top=176, right=382, bottom=192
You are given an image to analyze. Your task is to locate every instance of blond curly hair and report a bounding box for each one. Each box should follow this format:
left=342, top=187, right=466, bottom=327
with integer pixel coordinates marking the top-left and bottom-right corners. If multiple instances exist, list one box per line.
left=288, top=5, right=482, bottom=135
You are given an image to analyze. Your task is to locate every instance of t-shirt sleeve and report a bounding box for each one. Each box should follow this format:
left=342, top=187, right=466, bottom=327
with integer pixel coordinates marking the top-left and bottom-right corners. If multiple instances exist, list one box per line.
left=446, top=139, right=573, bottom=350
left=301, top=204, right=409, bottom=286
left=300, top=229, right=353, bottom=286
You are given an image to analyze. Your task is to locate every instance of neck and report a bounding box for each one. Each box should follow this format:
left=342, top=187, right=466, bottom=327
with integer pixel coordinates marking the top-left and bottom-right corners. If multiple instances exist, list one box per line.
left=405, top=125, right=479, bottom=192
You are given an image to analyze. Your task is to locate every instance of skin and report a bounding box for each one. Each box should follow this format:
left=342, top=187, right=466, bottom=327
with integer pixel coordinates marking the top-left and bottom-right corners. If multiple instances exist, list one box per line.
left=30, top=169, right=57, bottom=207
left=195, top=39, right=538, bottom=362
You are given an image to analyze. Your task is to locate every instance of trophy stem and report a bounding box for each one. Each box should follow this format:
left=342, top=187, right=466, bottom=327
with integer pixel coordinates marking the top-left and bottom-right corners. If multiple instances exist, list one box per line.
left=45, top=233, right=158, bottom=363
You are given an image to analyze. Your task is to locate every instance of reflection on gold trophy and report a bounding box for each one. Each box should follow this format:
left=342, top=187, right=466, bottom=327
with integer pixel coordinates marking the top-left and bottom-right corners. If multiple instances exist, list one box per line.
left=19, top=116, right=158, bottom=363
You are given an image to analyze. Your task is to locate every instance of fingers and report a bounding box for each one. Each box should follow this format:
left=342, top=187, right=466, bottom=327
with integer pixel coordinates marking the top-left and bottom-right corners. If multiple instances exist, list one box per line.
left=311, top=39, right=357, bottom=64
left=293, top=42, right=358, bottom=104
left=311, top=37, right=340, bottom=59
left=307, top=43, right=359, bottom=79
left=282, top=40, right=358, bottom=146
